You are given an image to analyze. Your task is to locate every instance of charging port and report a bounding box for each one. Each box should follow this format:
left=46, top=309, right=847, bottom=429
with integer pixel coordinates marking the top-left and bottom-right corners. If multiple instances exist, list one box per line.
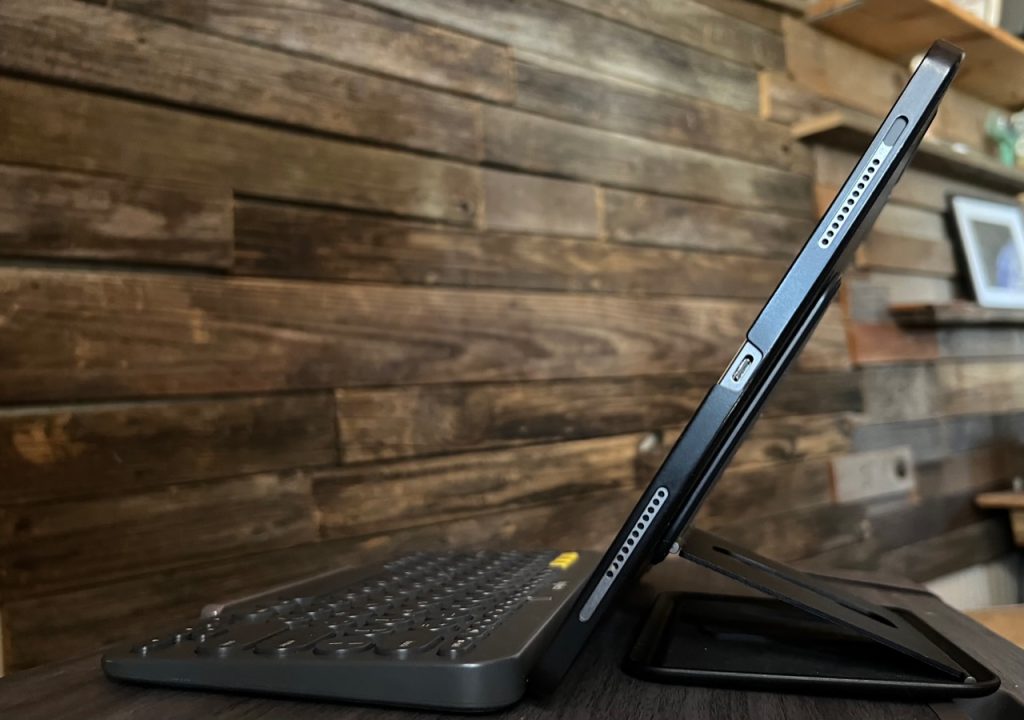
left=732, top=355, right=754, bottom=383
left=719, top=341, right=764, bottom=392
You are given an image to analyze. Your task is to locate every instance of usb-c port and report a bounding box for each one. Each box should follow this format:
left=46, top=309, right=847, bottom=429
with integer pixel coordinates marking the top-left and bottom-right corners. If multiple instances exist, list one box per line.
left=732, top=355, right=754, bottom=382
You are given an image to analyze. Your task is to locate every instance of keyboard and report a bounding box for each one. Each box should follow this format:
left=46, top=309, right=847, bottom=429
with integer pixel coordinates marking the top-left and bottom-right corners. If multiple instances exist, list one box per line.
left=103, top=549, right=599, bottom=710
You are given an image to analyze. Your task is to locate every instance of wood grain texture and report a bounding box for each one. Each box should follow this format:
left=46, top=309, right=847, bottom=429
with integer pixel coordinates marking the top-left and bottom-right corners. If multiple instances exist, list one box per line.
left=0, top=165, right=232, bottom=269
left=231, top=199, right=787, bottom=297
left=852, top=411, right=1024, bottom=464
left=113, top=0, right=515, bottom=102
left=697, top=458, right=834, bottom=524
left=851, top=271, right=959, bottom=309
left=861, top=360, right=1024, bottom=422
left=0, top=77, right=480, bottom=225
left=845, top=323, right=939, bottom=365
left=803, top=489, right=998, bottom=576
left=513, top=53, right=804, bottom=171
left=692, top=0, right=783, bottom=31
left=482, top=170, right=600, bottom=238
left=556, top=0, right=784, bottom=68
left=603, top=188, right=812, bottom=257
left=358, top=0, right=759, bottom=112
left=814, top=188, right=950, bottom=243
left=710, top=501, right=866, bottom=562
left=337, top=372, right=862, bottom=463
left=781, top=16, right=999, bottom=151
left=758, top=70, right=846, bottom=125
left=0, top=0, right=483, bottom=161
left=813, top=146, right=1014, bottom=213
left=0, top=268, right=849, bottom=404
left=855, top=232, right=956, bottom=277
left=891, top=301, right=1024, bottom=327
left=0, top=471, right=319, bottom=601
left=315, top=434, right=648, bottom=539
left=483, top=106, right=812, bottom=213
left=0, top=393, right=337, bottom=505
left=807, top=0, right=1024, bottom=109
left=798, top=110, right=1024, bottom=196
left=915, top=445, right=1023, bottom=499
left=875, top=519, right=1014, bottom=582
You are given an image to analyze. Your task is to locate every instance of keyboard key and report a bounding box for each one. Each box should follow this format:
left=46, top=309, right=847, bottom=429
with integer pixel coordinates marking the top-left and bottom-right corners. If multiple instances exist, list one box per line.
left=254, top=625, right=334, bottom=657
left=314, top=637, right=374, bottom=657
left=132, top=635, right=174, bottom=655
left=197, top=621, right=288, bottom=657
left=233, top=606, right=275, bottom=624
left=171, top=626, right=195, bottom=643
left=189, top=620, right=227, bottom=642
left=437, top=636, right=475, bottom=659
left=374, top=629, right=445, bottom=657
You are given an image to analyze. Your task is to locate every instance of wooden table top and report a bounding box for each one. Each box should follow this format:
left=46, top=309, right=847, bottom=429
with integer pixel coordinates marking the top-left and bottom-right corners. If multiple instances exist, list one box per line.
left=1, top=561, right=1021, bottom=720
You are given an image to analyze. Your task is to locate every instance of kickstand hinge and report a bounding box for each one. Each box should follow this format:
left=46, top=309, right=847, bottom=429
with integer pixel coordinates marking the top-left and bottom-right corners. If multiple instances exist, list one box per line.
left=674, top=529, right=968, bottom=681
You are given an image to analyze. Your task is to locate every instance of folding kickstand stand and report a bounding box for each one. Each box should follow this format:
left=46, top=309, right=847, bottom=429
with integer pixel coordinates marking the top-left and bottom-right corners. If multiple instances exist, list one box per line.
left=624, top=528, right=1001, bottom=698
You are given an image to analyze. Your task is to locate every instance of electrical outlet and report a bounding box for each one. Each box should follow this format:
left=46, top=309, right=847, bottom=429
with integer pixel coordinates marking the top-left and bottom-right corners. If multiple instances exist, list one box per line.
left=831, top=446, right=916, bottom=503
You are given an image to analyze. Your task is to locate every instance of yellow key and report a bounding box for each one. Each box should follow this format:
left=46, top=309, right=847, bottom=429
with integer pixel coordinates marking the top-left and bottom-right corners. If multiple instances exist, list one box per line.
left=549, top=551, right=579, bottom=569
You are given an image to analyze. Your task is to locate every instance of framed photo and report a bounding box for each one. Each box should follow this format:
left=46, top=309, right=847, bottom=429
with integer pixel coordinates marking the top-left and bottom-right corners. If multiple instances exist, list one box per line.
left=950, top=195, right=1024, bottom=309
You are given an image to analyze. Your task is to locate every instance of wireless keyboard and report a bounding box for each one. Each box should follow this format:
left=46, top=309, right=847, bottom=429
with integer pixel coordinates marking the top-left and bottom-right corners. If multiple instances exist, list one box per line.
left=103, top=549, right=599, bottom=710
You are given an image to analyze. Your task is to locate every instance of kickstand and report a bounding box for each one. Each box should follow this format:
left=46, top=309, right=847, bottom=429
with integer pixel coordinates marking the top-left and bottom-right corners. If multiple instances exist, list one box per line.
left=672, top=528, right=968, bottom=681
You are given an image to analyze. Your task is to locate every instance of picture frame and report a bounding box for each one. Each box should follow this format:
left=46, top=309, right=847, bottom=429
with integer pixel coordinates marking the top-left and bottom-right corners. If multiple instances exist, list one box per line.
left=950, top=195, right=1024, bottom=309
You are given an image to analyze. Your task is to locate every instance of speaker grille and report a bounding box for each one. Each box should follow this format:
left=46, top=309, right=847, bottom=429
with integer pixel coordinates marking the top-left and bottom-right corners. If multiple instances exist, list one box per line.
left=579, top=487, right=669, bottom=621
left=818, top=142, right=893, bottom=249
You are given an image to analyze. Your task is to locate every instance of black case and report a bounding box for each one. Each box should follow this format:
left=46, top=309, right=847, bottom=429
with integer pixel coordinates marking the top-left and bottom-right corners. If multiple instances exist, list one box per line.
left=625, top=592, right=1000, bottom=701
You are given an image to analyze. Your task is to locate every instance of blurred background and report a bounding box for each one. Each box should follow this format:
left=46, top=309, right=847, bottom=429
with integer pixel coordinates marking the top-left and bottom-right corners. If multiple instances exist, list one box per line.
left=2, top=0, right=1024, bottom=674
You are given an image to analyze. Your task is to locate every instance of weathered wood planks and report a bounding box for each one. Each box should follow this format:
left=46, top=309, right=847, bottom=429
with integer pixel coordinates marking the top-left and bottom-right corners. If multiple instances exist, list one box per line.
left=698, top=458, right=835, bottom=524
left=513, top=54, right=803, bottom=170
left=0, top=0, right=1013, bottom=675
left=335, top=376, right=856, bottom=463
left=0, top=268, right=849, bottom=404
left=862, top=360, right=1024, bottom=422
left=315, top=434, right=648, bottom=539
left=710, top=502, right=866, bottom=562
left=781, top=16, right=1001, bottom=152
left=0, top=77, right=480, bottom=225
left=0, top=0, right=483, bottom=161
left=113, top=0, right=515, bottom=102
left=482, top=170, right=601, bottom=238
left=891, top=302, right=1024, bottom=327
left=483, top=106, right=812, bottom=212
left=813, top=146, right=1014, bottom=213
left=603, top=188, right=812, bottom=257
left=0, top=471, right=320, bottom=600
left=556, top=0, right=784, bottom=68
left=0, top=393, right=337, bottom=505
left=232, top=199, right=788, bottom=297
left=758, top=70, right=847, bottom=126
left=855, top=232, right=956, bottom=277
left=356, top=0, right=760, bottom=112
left=0, top=165, right=233, bottom=269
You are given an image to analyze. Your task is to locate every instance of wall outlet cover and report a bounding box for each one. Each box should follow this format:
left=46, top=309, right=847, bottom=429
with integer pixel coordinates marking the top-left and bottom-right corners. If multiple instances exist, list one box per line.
left=831, top=445, right=916, bottom=504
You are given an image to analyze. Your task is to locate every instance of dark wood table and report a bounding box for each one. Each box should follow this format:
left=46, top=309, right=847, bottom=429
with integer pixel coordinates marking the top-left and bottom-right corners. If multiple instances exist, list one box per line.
left=1, top=560, right=1021, bottom=719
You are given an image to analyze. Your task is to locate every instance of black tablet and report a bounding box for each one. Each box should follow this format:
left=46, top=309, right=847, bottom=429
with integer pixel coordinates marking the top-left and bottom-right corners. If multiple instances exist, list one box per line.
left=532, top=40, right=965, bottom=688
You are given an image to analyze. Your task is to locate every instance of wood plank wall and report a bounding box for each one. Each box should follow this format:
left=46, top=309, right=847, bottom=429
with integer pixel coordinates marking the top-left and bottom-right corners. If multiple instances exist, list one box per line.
left=0, top=0, right=1009, bottom=673
left=766, top=17, right=1022, bottom=578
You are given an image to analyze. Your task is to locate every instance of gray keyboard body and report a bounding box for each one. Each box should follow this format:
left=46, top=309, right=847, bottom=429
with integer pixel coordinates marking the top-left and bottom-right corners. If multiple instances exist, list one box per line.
left=103, top=550, right=599, bottom=711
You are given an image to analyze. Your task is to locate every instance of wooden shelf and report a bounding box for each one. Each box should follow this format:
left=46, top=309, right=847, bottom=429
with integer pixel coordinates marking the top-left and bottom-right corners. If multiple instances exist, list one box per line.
left=792, top=110, right=1024, bottom=194
left=890, top=301, right=1024, bottom=326
left=977, top=491, right=1024, bottom=510
left=808, top=0, right=1024, bottom=109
